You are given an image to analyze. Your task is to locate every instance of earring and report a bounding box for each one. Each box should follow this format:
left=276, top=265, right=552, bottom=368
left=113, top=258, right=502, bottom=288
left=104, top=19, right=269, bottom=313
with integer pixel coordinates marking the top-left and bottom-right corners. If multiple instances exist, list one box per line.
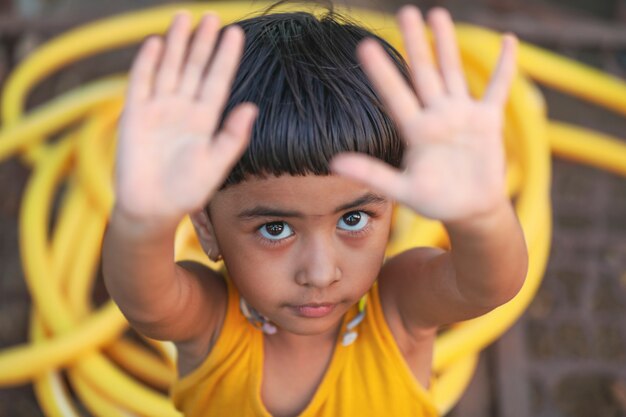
left=240, top=298, right=277, bottom=334
left=207, top=249, right=223, bottom=262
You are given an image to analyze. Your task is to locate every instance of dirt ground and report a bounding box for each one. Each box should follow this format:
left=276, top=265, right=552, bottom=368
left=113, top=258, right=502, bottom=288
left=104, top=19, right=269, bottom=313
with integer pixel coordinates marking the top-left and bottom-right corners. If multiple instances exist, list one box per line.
left=1, top=0, right=626, bottom=416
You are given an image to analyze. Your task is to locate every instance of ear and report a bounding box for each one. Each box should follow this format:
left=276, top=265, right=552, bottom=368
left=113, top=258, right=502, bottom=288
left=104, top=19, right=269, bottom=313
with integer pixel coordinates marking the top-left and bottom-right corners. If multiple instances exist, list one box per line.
left=189, top=209, right=222, bottom=262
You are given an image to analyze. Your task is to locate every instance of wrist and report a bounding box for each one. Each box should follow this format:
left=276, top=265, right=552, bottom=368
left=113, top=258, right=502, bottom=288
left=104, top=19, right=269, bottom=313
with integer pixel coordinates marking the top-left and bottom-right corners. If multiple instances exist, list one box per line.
left=443, top=198, right=515, bottom=237
left=109, top=205, right=181, bottom=241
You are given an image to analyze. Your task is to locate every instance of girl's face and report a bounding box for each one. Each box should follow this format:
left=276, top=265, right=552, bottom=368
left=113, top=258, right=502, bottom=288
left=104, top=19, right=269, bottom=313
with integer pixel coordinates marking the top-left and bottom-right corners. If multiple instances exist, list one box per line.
left=207, top=174, right=393, bottom=336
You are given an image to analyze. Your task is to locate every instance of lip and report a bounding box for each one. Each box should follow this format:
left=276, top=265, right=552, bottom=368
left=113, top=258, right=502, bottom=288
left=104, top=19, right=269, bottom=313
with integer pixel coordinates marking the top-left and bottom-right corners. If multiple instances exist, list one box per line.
left=291, top=303, right=336, bottom=318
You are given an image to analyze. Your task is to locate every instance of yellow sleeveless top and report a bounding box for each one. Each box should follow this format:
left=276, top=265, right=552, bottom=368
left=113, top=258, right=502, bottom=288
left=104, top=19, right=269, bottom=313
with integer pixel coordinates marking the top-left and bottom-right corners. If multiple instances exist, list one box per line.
left=170, top=278, right=438, bottom=417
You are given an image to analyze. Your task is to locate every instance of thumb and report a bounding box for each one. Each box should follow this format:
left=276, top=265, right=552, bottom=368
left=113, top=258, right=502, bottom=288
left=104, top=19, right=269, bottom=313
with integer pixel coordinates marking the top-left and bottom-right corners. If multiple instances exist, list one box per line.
left=209, top=102, right=258, bottom=175
left=330, top=153, right=407, bottom=200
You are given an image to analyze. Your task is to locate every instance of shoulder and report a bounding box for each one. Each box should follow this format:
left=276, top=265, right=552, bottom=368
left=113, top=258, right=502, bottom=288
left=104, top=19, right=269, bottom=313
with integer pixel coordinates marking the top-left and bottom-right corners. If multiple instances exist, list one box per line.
left=177, top=260, right=228, bottom=303
left=380, top=247, right=447, bottom=282
left=372, top=249, right=442, bottom=386
left=176, top=261, right=228, bottom=323
left=377, top=247, right=446, bottom=335
left=378, top=246, right=447, bottom=306
left=174, top=261, right=229, bottom=377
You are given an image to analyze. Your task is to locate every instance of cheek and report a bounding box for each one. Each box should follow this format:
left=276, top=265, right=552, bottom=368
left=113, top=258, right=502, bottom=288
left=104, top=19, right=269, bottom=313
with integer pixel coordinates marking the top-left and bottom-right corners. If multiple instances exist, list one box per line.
left=340, top=228, right=390, bottom=279
left=342, top=243, right=386, bottom=278
left=220, top=238, right=292, bottom=301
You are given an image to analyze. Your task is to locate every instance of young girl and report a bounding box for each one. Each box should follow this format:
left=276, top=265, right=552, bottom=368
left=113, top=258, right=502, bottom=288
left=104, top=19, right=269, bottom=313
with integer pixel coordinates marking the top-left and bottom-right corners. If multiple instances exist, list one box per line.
left=102, top=4, right=528, bottom=416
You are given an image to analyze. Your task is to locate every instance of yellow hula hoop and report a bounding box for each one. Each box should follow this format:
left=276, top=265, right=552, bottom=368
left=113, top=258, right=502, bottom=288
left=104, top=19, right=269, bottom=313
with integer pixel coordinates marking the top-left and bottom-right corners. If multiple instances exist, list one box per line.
left=0, top=2, right=624, bottom=416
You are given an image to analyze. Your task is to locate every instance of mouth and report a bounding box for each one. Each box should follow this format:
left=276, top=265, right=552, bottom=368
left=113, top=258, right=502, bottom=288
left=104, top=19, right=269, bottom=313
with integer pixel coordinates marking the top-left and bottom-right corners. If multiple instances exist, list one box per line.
left=290, top=303, right=337, bottom=318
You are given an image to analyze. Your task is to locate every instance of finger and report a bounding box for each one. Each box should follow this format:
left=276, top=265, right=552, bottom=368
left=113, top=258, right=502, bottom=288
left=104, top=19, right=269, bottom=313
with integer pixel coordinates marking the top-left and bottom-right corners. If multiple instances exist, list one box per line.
left=397, top=5, right=444, bottom=105
left=427, top=8, right=468, bottom=97
left=154, top=11, right=193, bottom=95
left=209, top=103, right=258, bottom=177
left=357, top=38, right=421, bottom=125
left=199, top=25, right=246, bottom=133
left=484, top=34, right=518, bottom=106
left=127, top=36, right=164, bottom=103
left=179, top=13, right=221, bottom=97
left=330, top=153, right=408, bottom=201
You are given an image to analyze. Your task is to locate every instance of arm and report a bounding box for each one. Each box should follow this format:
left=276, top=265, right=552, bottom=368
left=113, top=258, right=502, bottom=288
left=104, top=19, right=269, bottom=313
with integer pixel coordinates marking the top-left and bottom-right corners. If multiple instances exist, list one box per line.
left=102, top=11, right=256, bottom=343
left=332, top=6, right=527, bottom=329
left=443, top=200, right=528, bottom=312
left=103, top=212, right=226, bottom=342
left=377, top=199, right=527, bottom=329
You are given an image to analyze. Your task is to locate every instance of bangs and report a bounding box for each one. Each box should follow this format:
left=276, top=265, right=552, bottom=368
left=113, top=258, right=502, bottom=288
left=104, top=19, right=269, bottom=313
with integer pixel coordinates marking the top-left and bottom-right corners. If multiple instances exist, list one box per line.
left=220, top=10, right=410, bottom=187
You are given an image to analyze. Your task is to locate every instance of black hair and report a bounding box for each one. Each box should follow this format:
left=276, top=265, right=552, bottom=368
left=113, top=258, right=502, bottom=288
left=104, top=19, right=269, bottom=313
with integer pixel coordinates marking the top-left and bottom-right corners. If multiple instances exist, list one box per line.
left=220, top=4, right=412, bottom=187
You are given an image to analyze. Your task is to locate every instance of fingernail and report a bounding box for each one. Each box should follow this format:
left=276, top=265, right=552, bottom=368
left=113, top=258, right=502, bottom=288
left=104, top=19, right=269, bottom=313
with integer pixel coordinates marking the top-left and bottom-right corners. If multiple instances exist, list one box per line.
left=227, top=24, right=243, bottom=35
left=202, top=12, right=219, bottom=24
left=173, top=10, right=190, bottom=22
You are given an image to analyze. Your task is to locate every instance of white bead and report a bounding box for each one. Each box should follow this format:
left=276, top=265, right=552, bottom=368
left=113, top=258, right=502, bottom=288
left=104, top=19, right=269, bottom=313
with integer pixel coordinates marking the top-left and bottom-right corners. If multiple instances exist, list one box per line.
left=262, top=322, right=277, bottom=334
left=342, top=331, right=358, bottom=346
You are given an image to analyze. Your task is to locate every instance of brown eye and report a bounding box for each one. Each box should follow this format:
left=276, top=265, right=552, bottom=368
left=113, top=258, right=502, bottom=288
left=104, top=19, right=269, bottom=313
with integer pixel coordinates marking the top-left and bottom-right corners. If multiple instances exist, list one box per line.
left=338, top=211, right=369, bottom=231
left=343, top=212, right=361, bottom=226
left=265, top=222, right=284, bottom=236
left=259, top=221, right=293, bottom=240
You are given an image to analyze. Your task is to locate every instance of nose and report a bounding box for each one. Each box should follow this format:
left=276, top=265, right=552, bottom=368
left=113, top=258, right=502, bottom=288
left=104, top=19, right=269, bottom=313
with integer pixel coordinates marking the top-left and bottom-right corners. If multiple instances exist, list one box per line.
left=295, top=235, right=341, bottom=288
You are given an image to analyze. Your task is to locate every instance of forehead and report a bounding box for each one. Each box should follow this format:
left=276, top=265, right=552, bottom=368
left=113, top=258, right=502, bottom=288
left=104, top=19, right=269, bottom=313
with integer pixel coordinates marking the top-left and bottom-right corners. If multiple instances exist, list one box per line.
left=211, top=174, right=386, bottom=215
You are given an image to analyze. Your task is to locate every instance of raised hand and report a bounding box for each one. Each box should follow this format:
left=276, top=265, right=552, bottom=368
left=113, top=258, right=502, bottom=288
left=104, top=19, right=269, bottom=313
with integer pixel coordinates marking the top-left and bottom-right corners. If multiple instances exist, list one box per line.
left=331, top=6, right=517, bottom=224
left=114, top=12, right=257, bottom=226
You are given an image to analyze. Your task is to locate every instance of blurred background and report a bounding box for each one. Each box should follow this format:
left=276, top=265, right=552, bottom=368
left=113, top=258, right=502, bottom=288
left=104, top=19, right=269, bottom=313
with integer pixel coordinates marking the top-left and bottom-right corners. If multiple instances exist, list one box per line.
left=0, top=0, right=625, bottom=416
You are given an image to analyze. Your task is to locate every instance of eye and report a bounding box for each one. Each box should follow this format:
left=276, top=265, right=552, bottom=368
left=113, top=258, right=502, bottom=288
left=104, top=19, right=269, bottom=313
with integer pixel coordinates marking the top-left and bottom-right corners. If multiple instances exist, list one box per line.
left=258, top=221, right=294, bottom=241
left=337, top=211, right=370, bottom=232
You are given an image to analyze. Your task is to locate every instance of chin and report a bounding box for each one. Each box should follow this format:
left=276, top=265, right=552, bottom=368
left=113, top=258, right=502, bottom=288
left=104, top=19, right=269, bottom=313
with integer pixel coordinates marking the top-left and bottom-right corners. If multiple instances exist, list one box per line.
left=276, top=310, right=346, bottom=336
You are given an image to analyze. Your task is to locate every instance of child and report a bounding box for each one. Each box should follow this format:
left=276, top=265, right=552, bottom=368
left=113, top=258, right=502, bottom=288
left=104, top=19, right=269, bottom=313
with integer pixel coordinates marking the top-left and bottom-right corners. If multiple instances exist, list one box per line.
left=102, top=3, right=528, bottom=417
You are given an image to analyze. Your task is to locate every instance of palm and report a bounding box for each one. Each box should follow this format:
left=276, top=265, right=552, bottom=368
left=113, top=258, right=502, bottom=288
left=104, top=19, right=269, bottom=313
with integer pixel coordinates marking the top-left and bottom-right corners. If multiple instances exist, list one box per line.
left=331, top=7, right=517, bottom=223
left=115, top=12, right=257, bottom=222
left=399, top=100, right=505, bottom=220
left=118, top=98, right=224, bottom=215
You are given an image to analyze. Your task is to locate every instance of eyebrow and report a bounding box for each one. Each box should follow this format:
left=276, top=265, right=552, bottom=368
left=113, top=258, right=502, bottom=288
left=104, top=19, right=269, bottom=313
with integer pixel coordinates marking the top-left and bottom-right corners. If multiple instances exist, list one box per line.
left=237, top=192, right=388, bottom=220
